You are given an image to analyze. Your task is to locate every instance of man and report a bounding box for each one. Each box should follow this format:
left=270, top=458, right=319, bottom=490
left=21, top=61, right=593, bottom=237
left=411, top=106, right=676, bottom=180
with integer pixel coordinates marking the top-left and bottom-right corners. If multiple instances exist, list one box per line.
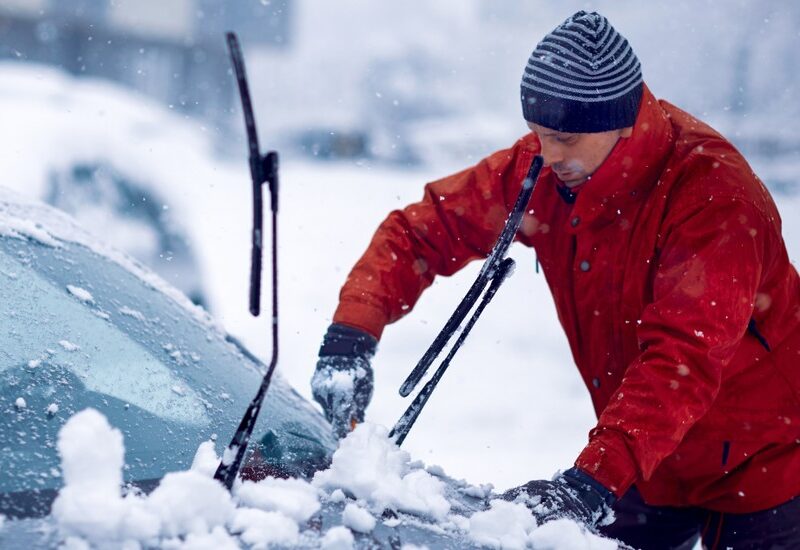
left=312, top=11, right=800, bottom=548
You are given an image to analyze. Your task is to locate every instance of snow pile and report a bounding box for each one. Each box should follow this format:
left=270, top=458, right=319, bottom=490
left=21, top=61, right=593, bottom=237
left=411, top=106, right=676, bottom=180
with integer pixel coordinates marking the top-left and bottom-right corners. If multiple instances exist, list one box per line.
left=341, top=502, right=377, bottom=533
left=230, top=507, right=299, bottom=548
left=468, top=499, right=539, bottom=549
left=467, top=500, right=616, bottom=550
left=236, top=477, right=321, bottom=523
left=147, top=472, right=235, bottom=537
left=313, top=423, right=451, bottom=521
left=529, top=519, right=619, bottom=550
left=51, top=409, right=314, bottom=549
left=52, top=409, right=163, bottom=546
left=51, top=410, right=618, bottom=548
left=320, top=526, right=356, bottom=549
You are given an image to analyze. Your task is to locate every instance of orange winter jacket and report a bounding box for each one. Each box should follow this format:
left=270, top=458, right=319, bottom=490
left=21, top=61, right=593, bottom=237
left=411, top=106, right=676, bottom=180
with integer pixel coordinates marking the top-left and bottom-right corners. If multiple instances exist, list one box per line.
left=333, top=85, right=800, bottom=512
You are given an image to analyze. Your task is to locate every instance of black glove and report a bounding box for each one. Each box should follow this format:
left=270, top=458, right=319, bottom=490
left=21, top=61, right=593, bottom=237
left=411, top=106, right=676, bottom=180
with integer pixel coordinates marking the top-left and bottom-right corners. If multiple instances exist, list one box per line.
left=311, top=323, right=377, bottom=439
left=502, top=467, right=616, bottom=529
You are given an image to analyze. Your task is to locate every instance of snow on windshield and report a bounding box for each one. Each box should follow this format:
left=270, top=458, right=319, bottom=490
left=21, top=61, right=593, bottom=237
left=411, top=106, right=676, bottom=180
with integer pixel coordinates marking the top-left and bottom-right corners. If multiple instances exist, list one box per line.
left=0, top=188, right=224, bottom=337
left=0, top=241, right=210, bottom=428
left=51, top=409, right=617, bottom=549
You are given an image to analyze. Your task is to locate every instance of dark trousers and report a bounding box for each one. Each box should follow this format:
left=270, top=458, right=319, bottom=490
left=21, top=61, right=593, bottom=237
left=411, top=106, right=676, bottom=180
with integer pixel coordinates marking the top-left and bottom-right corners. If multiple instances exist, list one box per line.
left=598, top=487, right=800, bottom=550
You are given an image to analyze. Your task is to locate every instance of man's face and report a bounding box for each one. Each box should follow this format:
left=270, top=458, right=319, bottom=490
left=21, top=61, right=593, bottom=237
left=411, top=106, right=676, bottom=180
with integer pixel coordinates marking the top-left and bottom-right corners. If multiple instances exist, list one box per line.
left=527, top=122, right=632, bottom=188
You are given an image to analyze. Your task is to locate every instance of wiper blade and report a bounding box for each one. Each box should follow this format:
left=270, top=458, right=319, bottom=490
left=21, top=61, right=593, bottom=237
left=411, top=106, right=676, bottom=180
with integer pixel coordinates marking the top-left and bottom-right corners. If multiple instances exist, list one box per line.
left=225, top=32, right=279, bottom=316
left=398, top=155, right=543, bottom=397
left=214, top=31, right=280, bottom=491
left=390, top=155, right=543, bottom=445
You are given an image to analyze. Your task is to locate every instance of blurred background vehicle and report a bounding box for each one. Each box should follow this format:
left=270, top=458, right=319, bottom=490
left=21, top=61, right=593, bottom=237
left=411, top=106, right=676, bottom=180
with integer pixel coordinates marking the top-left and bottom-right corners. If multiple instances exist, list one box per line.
left=1, top=0, right=798, bottom=171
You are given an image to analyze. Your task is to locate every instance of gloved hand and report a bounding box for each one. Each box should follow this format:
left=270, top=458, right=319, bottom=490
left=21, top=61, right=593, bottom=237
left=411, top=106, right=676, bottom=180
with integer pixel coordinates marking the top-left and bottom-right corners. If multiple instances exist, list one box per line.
left=502, top=467, right=616, bottom=529
left=311, top=323, right=377, bottom=439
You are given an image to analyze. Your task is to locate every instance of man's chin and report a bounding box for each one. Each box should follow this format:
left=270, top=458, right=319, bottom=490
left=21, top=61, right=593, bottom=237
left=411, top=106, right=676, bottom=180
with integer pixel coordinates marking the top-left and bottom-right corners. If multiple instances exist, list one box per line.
left=558, top=175, right=588, bottom=188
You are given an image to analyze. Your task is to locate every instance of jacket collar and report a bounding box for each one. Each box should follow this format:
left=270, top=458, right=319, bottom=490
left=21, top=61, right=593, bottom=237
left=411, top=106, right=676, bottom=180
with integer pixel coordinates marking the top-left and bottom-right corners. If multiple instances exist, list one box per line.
left=553, top=84, right=675, bottom=230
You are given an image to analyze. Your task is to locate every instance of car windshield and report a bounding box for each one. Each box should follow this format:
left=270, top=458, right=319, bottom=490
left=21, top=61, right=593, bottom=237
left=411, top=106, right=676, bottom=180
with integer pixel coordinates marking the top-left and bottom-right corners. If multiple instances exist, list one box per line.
left=0, top=232, right=335, bottom=515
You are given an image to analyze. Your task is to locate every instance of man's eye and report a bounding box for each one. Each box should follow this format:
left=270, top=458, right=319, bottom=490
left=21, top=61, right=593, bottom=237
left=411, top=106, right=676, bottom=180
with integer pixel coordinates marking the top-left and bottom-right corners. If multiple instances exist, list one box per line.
left=556, top=136, right=576, bottom=144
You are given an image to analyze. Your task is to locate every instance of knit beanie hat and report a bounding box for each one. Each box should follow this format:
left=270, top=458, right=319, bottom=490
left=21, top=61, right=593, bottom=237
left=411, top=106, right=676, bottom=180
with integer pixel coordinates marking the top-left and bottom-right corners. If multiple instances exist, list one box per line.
left=521, top=11, right=643, bottom=133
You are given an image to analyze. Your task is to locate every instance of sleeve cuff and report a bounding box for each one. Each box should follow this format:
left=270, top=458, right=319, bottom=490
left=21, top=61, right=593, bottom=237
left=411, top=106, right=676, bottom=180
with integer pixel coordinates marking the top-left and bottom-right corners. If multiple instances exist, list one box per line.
left=575, top=433, right=639, bottom=498
left=333, top=300, right=389, bottom=341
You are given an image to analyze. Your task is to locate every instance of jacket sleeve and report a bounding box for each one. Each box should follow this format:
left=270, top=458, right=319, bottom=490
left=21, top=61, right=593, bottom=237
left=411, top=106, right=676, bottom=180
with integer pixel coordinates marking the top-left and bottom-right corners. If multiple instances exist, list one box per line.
left=333, top=139, right=536, bottom=339
left=575, top=194, right=772, bottom=496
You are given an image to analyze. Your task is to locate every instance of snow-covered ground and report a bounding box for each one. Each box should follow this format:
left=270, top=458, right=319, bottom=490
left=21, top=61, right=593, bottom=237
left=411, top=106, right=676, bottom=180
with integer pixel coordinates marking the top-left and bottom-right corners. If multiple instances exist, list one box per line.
left=1, top=62, right=798, bottom=497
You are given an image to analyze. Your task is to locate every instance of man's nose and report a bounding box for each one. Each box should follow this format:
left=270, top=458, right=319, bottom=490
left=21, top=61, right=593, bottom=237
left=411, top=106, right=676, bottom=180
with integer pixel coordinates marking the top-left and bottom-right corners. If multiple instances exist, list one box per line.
left=539, top=140, right=564, bottom=167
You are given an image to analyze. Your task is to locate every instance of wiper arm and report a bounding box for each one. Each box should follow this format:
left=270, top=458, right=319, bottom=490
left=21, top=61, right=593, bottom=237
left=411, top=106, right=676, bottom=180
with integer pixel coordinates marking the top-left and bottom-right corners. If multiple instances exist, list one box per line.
left=390, top=155, right=543, bottom=445
left=398, top=155, right=543, bottom=397
left=214, top=31, right=280, bottom=491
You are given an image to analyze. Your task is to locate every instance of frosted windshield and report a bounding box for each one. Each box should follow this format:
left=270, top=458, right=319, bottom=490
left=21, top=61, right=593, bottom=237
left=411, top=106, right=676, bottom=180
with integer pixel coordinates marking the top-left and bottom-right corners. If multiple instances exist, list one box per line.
left=0, top=248, right=209, bottom=426
left=0, top=233, right=335, bottom=500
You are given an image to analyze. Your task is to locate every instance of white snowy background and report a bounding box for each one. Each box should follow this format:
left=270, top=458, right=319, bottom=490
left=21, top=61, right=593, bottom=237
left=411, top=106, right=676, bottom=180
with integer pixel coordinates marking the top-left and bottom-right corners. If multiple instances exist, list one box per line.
left=1, top=0, right=798, bottom=507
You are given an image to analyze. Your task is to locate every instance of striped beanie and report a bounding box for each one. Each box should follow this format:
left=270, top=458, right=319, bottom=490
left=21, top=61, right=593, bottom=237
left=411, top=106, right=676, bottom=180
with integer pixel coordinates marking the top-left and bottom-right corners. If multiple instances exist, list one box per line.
left=521, top=11, right=643, bottom=133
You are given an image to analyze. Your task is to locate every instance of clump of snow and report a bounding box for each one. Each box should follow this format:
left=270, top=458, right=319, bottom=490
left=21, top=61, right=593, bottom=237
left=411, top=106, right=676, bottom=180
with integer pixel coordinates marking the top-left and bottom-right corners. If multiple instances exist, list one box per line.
left=51, top=409, right=233, bottom=546
left=27, top=359, right=41, bottom=368
left=163, top=526, right=239, bottom=550
left=47, top=403, right=59, bottom=415
left=52, top=408, right=158, bottom=544
left=229, top=508, right=300, bottom=548
left=119, top=306, right=145, bottom=321
left=320, top=526, right=355, bottom=550
left=529, top=518, right=618, bottom=550
left=58, top=340, right=80, bottom=352
left=328, top=369, right=357, bottom=392
left=14, top=397, right=26, bottom=409
left=467, top=500, right=619, bottom=550
left=235, top=477, right=321, bottom=523
left=66, top=285, right=94, bottom=303
left=468, top=499, right=538, bottom=549
left=342, top=502, right=376, bottom=533
left=190, top=440, right=220, bottom=477
left=221, top=444, right=238, bottom=467
left=147, top=471, right=235, bottom=537
left=461, top=482, right=494, bottom=499
left=313, top=423, right=451, bottom=521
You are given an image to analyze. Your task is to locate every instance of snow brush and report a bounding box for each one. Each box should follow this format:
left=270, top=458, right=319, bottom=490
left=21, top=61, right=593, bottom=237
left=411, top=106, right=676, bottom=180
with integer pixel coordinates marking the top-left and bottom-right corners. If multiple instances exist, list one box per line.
left=390, top=155, right=543, bottom=445
left=214, top=32, right=280, bottom=491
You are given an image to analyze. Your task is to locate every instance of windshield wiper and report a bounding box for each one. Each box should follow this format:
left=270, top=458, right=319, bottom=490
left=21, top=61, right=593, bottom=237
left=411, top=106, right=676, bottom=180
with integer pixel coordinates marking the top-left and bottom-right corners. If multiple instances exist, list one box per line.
left=214, top=32, right=280, bottom=491
left=390, top=155, right=543, bottom=445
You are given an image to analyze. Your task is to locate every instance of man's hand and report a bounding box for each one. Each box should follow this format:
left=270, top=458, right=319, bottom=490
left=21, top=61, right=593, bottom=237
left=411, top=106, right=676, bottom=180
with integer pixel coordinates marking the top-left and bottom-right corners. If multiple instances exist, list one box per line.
left=311, top=324, right=377, bottom=439
left=502, top=467, right=616, bottom=529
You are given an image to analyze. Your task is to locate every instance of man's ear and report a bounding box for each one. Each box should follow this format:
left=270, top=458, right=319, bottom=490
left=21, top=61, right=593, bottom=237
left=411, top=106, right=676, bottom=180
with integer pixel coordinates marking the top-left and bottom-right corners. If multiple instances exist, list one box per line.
left=620, top=126, right=634, bottom=138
